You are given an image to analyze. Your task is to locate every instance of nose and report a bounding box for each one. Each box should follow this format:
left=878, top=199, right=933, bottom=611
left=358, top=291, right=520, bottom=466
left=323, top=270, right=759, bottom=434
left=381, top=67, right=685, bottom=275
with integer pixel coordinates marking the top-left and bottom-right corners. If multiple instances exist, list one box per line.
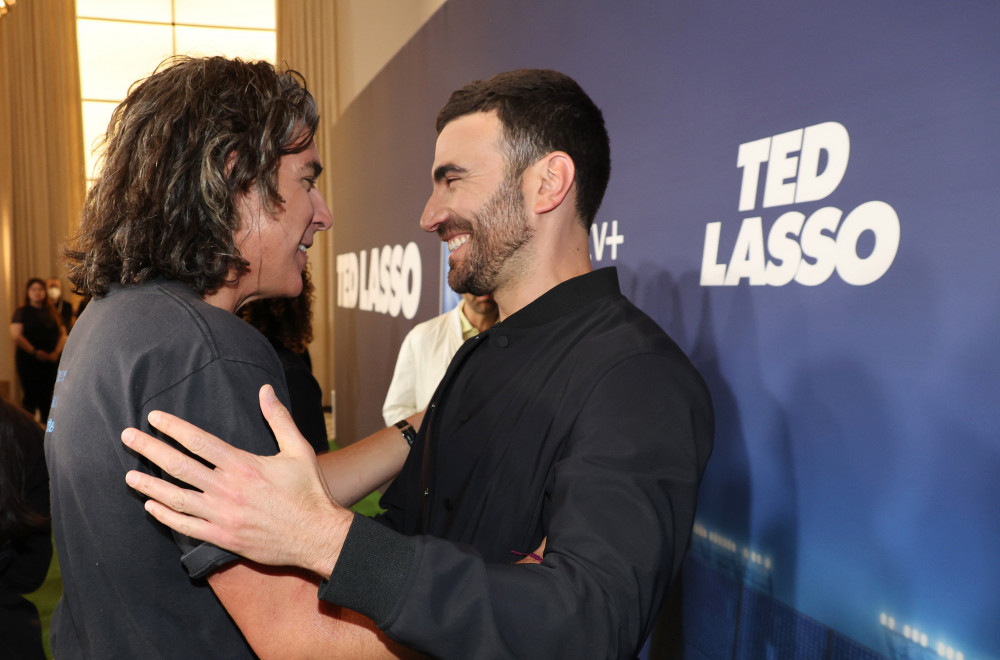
left=420, top=190, right=448, bottom=233
left=312, top=188, right=333, bottom=231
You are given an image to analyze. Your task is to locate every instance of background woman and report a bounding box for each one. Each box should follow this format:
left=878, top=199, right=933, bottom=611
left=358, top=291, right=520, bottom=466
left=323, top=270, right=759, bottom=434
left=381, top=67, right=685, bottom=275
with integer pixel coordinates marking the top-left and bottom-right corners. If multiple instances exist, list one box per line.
left=9, top=278, right=66, bottom=421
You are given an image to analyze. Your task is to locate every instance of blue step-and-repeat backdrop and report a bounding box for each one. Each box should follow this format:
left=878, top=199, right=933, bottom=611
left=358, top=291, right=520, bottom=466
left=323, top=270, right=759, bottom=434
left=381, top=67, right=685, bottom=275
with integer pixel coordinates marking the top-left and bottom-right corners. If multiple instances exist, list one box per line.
left=330, top=1, right=999, bottom=658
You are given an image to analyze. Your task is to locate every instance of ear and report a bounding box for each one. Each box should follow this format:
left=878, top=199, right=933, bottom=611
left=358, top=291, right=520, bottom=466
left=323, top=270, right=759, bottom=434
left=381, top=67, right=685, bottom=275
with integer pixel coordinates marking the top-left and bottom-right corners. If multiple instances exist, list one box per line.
left=530, top=151, right=575, bottom=216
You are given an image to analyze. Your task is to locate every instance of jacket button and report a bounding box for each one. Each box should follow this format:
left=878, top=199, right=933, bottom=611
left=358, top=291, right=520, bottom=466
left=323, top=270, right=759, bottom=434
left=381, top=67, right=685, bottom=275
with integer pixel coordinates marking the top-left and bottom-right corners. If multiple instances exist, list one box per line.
left=496, top=335, right=509, bottom=348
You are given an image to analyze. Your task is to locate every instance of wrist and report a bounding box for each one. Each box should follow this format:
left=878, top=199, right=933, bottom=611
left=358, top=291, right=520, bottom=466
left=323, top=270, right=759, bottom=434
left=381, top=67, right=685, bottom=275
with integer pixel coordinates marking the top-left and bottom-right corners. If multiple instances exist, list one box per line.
left=394, top=419, right=416, bottom=447
left=303, top=502, right=354, bottom=579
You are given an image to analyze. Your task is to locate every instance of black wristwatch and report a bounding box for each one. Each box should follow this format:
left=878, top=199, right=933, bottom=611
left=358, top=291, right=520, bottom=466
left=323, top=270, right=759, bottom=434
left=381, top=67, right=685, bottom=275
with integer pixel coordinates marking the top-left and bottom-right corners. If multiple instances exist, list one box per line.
left=394, top=419, right=416, bottom=447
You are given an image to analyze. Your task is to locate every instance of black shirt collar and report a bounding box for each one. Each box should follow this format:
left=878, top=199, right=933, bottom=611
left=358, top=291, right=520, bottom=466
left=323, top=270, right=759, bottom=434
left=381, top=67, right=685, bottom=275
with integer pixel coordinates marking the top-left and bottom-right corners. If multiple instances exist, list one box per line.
left=498, top=267, right=622, bottom=329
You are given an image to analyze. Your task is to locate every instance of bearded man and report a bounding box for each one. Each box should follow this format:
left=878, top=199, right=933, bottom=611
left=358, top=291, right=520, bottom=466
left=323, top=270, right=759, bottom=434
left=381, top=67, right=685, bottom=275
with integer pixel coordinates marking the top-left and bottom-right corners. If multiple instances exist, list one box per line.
left=122, top=68, right=714, bottom=659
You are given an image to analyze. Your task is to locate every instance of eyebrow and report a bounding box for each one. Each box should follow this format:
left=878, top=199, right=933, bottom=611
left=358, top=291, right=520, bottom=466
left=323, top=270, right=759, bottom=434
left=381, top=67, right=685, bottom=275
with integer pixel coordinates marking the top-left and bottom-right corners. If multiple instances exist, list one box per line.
left=306, top=160, right=323, bottom=179
left=433, top=163, right=467, bottom=183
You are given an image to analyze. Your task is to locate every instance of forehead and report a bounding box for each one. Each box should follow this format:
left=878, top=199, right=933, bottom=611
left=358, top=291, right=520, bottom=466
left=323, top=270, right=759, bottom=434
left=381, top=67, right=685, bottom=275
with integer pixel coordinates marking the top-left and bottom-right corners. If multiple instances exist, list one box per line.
left=278, top=138, right=322, bottom=176
left=433, top=112, right=505, bottom=173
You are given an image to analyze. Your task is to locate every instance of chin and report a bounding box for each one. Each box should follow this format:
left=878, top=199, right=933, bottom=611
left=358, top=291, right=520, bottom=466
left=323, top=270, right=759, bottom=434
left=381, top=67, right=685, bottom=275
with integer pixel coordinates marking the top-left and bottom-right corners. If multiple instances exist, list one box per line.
left=284, top=280, right=305, bottom=298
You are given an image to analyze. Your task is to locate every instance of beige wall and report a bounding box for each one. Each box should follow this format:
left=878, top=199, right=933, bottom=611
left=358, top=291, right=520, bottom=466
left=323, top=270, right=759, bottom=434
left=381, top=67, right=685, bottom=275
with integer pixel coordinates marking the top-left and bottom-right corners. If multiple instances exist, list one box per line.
left=334, top=0, right=447, bottom=111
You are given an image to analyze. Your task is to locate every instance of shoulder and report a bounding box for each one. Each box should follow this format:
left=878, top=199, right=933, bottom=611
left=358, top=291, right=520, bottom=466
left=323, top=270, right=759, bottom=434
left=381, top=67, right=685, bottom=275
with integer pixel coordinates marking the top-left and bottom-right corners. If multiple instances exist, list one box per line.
left=405, top=306, right=460, bottom=341
left=573, top=295, right=682, bottom=358
left=91, top=281, right=278, bottom=368
left=562, top=294, right=710, bottom=400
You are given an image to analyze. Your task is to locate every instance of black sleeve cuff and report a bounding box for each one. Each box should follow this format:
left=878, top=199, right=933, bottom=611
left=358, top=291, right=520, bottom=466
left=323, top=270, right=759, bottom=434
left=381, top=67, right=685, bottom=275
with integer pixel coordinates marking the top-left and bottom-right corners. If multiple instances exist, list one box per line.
left=180, top=540, right=241, bottom=580
left=317, top=513, right=417, bottom=627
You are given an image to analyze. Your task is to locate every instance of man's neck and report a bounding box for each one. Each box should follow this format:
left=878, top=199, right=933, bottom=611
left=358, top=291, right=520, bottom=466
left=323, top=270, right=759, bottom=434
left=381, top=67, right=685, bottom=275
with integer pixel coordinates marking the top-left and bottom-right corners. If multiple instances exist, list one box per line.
left=493, top=228, right=593, bottom=321
left=202, top=285, right=242, bottom=313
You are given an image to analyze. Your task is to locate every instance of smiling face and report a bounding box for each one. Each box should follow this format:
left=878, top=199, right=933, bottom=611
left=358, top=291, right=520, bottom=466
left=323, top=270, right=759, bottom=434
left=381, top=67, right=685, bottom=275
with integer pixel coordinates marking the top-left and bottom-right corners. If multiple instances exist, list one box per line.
left=420, top=112, right=533, bottom=296
left=230, top=139, right=332, bottom=309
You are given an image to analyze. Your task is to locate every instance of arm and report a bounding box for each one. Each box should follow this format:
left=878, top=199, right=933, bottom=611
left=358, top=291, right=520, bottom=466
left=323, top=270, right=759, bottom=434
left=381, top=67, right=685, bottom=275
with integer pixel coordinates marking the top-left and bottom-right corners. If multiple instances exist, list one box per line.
left=131, top=379, right=423, bottom=658
left=124, top=357, right=712, bottom=658
left=206, top=562, right=423, bottom=659
left=9, top=322, right=35, bottom=354
left=122, top=385, right=412, bottom=575
left=318, top=409, right=422, bottom=507
left=324, top=354, right=714, bottom=658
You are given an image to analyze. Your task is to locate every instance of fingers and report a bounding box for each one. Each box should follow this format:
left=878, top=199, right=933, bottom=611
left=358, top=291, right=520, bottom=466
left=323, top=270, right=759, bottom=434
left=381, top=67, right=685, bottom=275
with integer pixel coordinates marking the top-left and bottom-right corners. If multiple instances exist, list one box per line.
left=124, top=466, right=210, bottom=522
left=144, top=409, right=242, bottom=470
left=140, top=497, right=228, bottom=550
left=121, top=426, right=218, bottom=494
left=258, top=385, right=314, bottom=458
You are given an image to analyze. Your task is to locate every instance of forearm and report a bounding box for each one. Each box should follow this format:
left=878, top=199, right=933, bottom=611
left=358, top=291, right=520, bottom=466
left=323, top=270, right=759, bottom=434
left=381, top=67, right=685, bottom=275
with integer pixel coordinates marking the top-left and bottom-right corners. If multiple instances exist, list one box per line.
left=209, top=560, right=425, bottom=659
left=10, top=324, right=34, bottom=353
left=319, top=411, right=422, bottom=507
left=322, top=526, right=644, bottom=659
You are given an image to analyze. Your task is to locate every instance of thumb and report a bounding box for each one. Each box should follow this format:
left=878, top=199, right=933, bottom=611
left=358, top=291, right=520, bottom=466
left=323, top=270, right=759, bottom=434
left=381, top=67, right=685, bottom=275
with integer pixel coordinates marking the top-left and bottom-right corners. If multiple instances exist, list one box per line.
left=258, top=384, right=312, bottom=457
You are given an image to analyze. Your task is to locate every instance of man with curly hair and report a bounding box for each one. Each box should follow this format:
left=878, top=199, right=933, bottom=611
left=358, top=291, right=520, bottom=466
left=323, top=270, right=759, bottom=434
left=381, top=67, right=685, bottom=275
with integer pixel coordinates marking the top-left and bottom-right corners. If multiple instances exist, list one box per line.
left=46, top=57, right=418, bottom=658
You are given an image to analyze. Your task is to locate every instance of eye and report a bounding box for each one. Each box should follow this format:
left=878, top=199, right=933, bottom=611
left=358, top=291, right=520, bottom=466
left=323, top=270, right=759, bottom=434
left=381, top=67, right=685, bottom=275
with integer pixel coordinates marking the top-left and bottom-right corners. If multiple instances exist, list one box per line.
left=303, top=177, right=317, bottom=190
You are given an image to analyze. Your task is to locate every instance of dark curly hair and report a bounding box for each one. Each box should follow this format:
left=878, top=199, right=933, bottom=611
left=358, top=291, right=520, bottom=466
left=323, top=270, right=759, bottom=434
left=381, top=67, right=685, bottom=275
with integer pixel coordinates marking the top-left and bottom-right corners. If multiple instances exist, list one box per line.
left=65, top=56, right=319, bottom=297
left=436, top=69, right=611, bottom=231
left=240, top=267, right=314, bottom=354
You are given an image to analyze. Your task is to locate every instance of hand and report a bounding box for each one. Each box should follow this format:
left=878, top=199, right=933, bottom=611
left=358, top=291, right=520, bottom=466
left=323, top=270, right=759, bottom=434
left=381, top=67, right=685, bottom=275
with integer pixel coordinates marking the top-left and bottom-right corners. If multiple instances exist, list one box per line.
left=35, top=350, right=50, bottom=361
left=122, top=385, right=354, bottom=577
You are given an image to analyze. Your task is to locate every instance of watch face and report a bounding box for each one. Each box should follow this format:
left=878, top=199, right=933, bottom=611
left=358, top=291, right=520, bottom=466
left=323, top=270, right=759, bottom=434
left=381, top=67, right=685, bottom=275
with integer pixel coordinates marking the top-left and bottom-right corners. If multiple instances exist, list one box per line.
left=395, top=420, right=416, bottom=446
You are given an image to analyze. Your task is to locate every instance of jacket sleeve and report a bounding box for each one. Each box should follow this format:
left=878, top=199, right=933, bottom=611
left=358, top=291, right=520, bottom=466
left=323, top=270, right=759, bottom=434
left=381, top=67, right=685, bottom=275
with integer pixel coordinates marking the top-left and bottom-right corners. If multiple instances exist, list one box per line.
left=322, top=353, right=713, bottom=659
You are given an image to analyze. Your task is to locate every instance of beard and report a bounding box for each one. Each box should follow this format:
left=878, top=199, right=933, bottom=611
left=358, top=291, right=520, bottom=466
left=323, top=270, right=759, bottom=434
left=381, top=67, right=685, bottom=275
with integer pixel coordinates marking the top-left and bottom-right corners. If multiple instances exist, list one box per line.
left=445, top=175, right=533, bottom=296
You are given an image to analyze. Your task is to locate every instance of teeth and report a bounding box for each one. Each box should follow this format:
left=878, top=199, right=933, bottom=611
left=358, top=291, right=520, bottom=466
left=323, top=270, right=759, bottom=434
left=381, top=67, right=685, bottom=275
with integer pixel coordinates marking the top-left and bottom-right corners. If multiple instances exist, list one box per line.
left=298, top=244, right=307, bottom=252
left=448, top=235, right=469, bottom=252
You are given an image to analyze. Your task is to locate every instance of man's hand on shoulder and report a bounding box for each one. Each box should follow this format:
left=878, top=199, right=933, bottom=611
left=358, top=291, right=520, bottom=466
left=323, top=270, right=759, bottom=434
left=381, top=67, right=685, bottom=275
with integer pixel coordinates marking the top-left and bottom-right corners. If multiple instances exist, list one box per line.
left=122, top=384, right=353, bottom=578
